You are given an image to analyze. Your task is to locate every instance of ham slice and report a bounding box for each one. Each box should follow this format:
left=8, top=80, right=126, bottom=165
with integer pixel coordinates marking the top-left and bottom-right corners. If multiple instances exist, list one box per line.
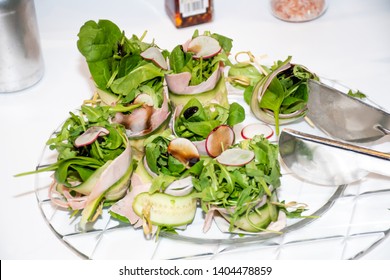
left=78, top=142, right=132, bottom=229
left=112, top=92, right=170, bottom=138
left=49, top=178, right=88, bottom=210
left=113, top=105, right=153, bottom=133
left=165, top=65, right=222, bottom=95
left=109, top=178, right=151, bottom=226
left=85, top=143, right=131, bottom=204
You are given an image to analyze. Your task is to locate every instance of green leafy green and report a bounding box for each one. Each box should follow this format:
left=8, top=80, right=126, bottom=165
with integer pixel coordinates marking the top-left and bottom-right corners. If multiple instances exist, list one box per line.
left=227, top=62, right=265, bottom=91
left=168, top=30, right=233, bottom=86
left=174, top=98, right=245, bottom=141
left=256, top=57, right=317, bottom=135
left=193, top=136, right=282, bottom=231
left=143, top=131, right=205, bottom=193
left=347, top=89, right=367, bottom=99
left=77, top=19, right=167, bottom=108
left=16, top=104, right=130, bottom=188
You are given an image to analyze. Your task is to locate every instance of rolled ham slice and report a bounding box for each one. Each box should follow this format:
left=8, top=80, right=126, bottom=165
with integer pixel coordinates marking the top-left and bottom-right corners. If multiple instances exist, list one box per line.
left=113, top=92, right=171, bottom=138
left=165, top=65, right=222, bottom=95
left=78, top=142, right=132, bottom=229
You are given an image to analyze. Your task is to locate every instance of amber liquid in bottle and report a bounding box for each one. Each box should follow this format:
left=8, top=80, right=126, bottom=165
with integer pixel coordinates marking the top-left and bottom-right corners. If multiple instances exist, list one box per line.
left=165, top=0, right=213, bottom=28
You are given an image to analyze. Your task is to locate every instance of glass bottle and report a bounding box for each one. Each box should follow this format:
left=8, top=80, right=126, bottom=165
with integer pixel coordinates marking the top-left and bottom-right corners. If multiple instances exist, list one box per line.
left=270, top=0, right=327, bottom=22
left=165, top=0, right=213, bottom=28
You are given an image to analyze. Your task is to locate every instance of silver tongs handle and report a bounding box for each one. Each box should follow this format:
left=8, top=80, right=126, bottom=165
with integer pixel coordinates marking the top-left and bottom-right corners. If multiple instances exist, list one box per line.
left=279, top=128, right=390, bottom=185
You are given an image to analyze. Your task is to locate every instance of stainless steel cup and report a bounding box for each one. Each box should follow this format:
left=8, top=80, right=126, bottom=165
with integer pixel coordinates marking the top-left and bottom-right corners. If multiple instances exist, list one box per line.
left=0, top=0, right=44, bottom=92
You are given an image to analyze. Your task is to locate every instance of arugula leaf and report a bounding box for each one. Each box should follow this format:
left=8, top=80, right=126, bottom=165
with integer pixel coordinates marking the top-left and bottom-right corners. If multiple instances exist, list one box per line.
left=144, top=134, right=190, bottom=177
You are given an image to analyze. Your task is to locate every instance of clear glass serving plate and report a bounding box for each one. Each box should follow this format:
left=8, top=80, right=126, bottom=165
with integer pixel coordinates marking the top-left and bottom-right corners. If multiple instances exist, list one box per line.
left=34, top=79, right=390, bottom=259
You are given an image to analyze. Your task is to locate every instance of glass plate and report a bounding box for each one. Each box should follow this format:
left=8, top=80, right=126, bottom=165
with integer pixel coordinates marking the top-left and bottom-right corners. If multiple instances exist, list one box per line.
left=34, top=80, right=390, bottom=259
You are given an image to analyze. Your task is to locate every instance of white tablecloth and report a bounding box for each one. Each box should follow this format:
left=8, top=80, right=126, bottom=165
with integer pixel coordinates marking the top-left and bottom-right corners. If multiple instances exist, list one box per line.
left=1, top=0, right=390, bottom=259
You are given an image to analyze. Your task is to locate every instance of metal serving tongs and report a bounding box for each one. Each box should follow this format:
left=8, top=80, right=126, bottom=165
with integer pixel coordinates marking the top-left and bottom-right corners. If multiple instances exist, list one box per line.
left=307, top=79, right=390, bottom=143
left=279, top=128, right=390, bottom=186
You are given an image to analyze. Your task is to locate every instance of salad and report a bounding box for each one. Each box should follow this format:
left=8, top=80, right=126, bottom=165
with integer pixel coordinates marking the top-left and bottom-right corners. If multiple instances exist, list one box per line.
left=172, top=97, right=245, bottom=157
left=110, top=130, right=204, bottom=235
left=77, top=20, right=172, bottom=155
left=228, top=55, right=318, bottom=135
left=165, top=30, right=233, bottom=111
left=16, top=104, right=135, bottom=229
left=109, top=130, right=295, bottom=236
left=16, top=19, right=311, bottom=238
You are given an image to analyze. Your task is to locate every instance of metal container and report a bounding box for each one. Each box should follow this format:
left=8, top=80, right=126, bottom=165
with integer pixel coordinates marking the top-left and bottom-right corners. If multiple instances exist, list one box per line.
left=0, top=0, right=44, bottom=92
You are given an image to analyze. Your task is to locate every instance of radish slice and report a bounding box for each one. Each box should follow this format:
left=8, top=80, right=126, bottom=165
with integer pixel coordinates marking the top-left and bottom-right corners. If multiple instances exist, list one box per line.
left=216, top=148, right=255, bottom=166
left=141, top=47, right=168, bottom=70
left=192, top=139, right=208, bottom=156
left=164, top=176, right=194, bottom=196
left=205, top=125, right=235, bottom=158
left=133, top=93, right=154, bottom=106
left=143, top=156, right=157, bottom=178
left=241, top=123, right=274, bottom=140
left=168, top=138, right=200, bottom=167
left=187, top=36, right=222, bottom=59
left=74, top=126, right=109, bottom=147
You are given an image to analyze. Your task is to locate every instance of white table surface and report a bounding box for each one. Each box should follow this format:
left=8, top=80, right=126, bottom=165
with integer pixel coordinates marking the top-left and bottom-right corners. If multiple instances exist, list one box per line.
left=1, top=0, right=390, bottom=260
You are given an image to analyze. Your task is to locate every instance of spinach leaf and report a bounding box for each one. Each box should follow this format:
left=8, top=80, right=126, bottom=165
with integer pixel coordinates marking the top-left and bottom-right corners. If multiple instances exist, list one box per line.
left=77, top=20, right=123, bottom=89
left=77, top=20, right=167, bottom=109
left=227, top=102, right=245, bottom=126
left=77, top=20, right=122, bottom=62
left=228, top=63, right=264, bottom=90
left=110, top=63, right=164, bottom=96
left=169, top=45, right=192, bottom=73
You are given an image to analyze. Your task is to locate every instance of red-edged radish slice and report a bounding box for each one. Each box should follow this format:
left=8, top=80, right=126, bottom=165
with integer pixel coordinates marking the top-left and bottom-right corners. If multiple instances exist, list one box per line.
left=168, top=138, right=200, bottom=167
left=241, top=123, right=274, bottom=139
left=74, top=126, right=109, bottom=147
left=187, top=36, right=222, bottom=59
left=141, top=47, right=168, bottom=70
left=216, top=148, right=255, bottom=167
left=205, top=125, right=235, bottom=158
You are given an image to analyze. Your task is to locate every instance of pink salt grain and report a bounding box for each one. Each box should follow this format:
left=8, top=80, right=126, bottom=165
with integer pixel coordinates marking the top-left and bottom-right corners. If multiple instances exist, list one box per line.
left=271, top=0, right=326, bottom=22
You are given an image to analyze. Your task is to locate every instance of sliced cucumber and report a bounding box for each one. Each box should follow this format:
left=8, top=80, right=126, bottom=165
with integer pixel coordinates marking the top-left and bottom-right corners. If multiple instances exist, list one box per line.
left=66, top=161, right=111, bottom=196
left=231, top=204, right=272, bottom=232
left=224, top=195, right=279, bottom=232
left=133, top=192, right=197, bottom=227
left=79, top=161, right=133, bottom=228
left=268, top=195, right=279, bottom=223
left=96, top=87, right=120, bottom=106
